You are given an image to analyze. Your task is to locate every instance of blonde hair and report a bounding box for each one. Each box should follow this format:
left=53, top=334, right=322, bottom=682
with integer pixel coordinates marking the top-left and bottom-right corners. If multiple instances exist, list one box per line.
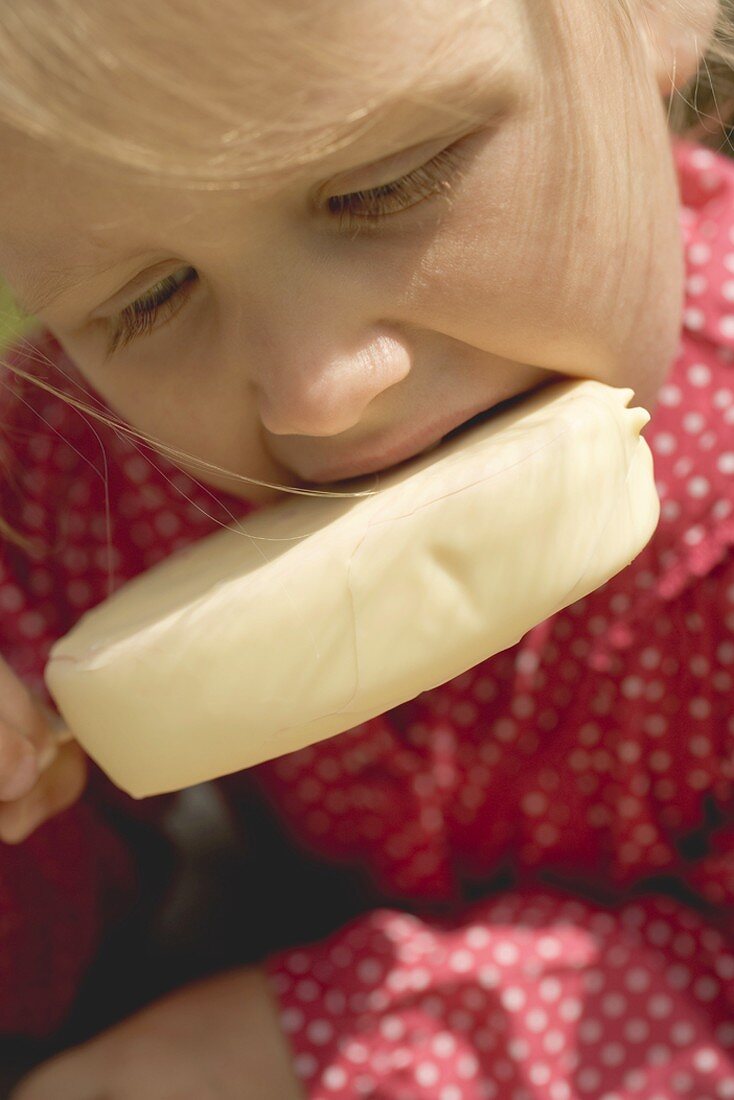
left=1, top=0, right=734, bottom=551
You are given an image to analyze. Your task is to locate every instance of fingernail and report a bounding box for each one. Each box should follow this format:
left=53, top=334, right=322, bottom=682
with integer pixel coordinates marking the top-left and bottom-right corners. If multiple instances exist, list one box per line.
left=36, top=741, right=58, bottom=772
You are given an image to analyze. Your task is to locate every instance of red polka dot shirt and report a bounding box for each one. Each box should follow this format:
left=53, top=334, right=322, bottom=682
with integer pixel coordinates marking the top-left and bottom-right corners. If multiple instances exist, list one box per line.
left=1, top=137, right=734, bottom=1096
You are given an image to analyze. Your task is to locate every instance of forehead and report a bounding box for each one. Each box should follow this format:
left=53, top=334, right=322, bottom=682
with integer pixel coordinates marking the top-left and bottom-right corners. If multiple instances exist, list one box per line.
left=0, top=0, right=527, bottom=312
left=18, top=0, right=522, bottom=178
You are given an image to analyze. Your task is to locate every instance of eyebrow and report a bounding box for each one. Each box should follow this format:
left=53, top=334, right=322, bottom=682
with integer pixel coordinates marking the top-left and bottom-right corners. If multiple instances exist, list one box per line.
left=12, top=259, right=125, bottom=319
left=11, top=64, right=516, bottom=319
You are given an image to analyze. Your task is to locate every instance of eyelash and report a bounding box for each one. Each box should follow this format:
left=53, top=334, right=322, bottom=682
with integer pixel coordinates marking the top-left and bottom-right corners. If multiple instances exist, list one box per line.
left=104, top=142, right=466, bottom=359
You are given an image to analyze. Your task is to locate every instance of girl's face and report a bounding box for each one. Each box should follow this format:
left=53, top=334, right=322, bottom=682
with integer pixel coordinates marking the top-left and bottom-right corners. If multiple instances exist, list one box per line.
left=0, top=0, right=687, bottom=503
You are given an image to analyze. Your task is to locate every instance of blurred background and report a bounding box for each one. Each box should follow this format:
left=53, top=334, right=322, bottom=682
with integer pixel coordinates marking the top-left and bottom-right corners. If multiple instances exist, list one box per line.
left=0, top=283, right=30, bottom=354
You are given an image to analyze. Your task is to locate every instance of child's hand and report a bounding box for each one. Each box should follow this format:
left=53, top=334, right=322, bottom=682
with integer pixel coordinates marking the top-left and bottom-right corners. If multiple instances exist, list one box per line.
left=0, top=654, right=86, bottom=844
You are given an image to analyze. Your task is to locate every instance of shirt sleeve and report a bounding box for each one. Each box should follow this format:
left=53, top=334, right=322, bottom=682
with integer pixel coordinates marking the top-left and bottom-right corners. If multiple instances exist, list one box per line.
left=0, top=532, right=177, bottom=1037
left=0, top=530, right=176, bottom=1037
left=0, top=343, right=177, bottom=1038
left=263, top=889, right=734, bottom=1099
left=0, top=799, right=150, bottom=1038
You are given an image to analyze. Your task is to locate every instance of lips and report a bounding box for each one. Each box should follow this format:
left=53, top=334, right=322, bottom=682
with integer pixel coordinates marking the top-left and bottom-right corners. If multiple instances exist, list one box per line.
left=306, top=384, right=548, bottom=485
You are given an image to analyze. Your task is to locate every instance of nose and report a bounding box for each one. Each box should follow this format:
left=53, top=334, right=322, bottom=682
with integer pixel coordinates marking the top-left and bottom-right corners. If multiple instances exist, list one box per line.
left=255, top=330, right=412, bottom=437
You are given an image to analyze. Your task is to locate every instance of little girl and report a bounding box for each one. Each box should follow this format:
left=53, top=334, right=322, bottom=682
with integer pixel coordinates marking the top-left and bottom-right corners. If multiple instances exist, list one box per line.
left=2, top=0, right=734, bottom=1096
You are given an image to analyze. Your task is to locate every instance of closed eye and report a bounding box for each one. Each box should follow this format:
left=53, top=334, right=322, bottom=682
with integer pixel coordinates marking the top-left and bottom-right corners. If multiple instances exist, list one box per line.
left=103, top=139, right=471, bottom=358
left=326, top=141, right=467, bottom=231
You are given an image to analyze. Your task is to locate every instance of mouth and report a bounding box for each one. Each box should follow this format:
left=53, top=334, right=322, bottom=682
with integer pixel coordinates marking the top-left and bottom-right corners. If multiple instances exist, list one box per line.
left=440, top=386, right=534, bottom=443
left=305, top=380, right=557, bottom=485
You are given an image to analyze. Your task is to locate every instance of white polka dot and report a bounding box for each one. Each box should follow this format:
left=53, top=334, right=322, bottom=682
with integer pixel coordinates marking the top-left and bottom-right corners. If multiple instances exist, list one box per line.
left=501, top=986, right=526, bottom=1012
left=529, top=1063, right=552, bottom=1086
left=659, top=383, right=682, bottom=406
left=691, top=148, right=715, bottom=169
left=717, top=1022, right=734, bottom=1048
left=668, top=1021, right=695, bottom=1047
left=601, top=1042, right=626, bottom=1067
left=715, top=954, right=734, bottom=980
left=462, top=989, right=486, bottom=1014
left=544, top=1030, right=566, bottom=1055
left=601, top=993, right=627, bottom=1018
left=494, top=718, right=517, bottom=743
left=687, top=273, right=708, bottom=296
left=449, top=950, right=474, bottom=974
left=432, top=1032, right=456, bottom=1058
left=466, top=926, right=491, bottom=950
left=688, top=365, right=713, bottom=392
left=478, top=965, right=501, bottom=988
left=18, top=610, right=45, bottom=639
left=457, top=1053, right=479, bottom=1079
left=357, top=958, right=382, bottom=984
left=559, top=997, right=582, bottom=1022
left=522, top=791, right=547, bottom=816
left=536, top=936, right=562, bottom=960
left=579, top=1018, right=602, bottom=1043
left=0, top=584, right=24, bottom=613
left=389, top=1042, right=413, bottom=1069
left=308, top=1019, right=334, bottom=1045
left=539, top=977, right=563, bottom=1002
left=345, top=1042, right=368, bottom=1064
left=526, top=1008, right=548, bottom=1032
left=448, top=1009, right=474, bottom=1032
left=494, top=941, right=519, bottom=965
left=324, top=1066, right=348, bottom=1090
left=294, top=1053, right=318, bottom=1079
left=280, top=1007, right=304, bottom=1033
left=295, top=979, right=320, bottom=1003
left=683, top=525, right=705, bottom=546
left=124, top=456, right=151, bottom=483
left=508, top=1037, right=530, bottom=1061
left=287, top=952, right=310, bottom=975
left=671, top=1069, right=694, bottom=1092
left=408, top=967, right=431, bottom=990
left=688, top=242, right=711, bottom=264
left=415, top=1061, right=440, bottom=1087
left=694, top=976, right=719, bottom=1002
left=683, top=411, right=706, bottom=434
left=694, top=1048, right=719, bottom=1073
left=687, top=476, right=710, bottom=498
left=578, top=1067, right=602, bottom=1092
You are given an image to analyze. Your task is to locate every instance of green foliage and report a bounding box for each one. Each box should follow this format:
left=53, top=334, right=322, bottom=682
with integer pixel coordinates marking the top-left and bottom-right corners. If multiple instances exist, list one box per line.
left=0, top=282, right=33, bottom=353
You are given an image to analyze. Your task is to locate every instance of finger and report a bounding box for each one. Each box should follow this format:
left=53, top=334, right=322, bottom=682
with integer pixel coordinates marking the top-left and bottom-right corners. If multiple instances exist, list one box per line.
left=0, top=655, right=69, bottom=761
left=0, top=707, right=72, bottom=800
left=0, top=742, right=87, bottom=844
left=34, top=703, right=74, bottom=773
left=0, top=654, right=41, bottom=735
left=0, top=718, right=41, bottom=800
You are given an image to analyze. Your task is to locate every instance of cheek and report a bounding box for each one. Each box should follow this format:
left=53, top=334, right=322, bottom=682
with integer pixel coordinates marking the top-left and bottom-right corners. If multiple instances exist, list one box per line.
left=52, top=342, right=285, bottom=501
left=402, top=100, right=682, bottom=396
left=123, top=379, right=295, bottom=503
left=402, top=137, right=621, bottom=366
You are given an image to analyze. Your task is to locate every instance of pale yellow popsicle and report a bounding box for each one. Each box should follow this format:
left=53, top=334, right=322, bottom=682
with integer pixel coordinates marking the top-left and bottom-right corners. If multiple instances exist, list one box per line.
left=45, top=378, right=660, bottom=798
